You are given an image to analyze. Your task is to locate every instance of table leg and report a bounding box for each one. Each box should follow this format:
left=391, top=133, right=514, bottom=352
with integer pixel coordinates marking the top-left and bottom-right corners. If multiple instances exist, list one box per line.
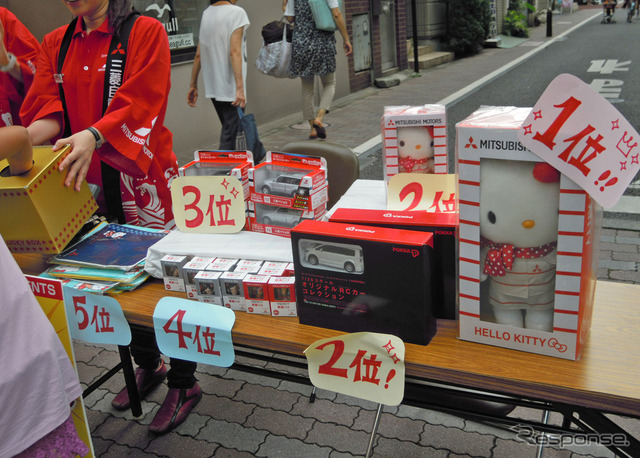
left=365, top=403, right=383, bottom=458
left=118, top=345, right=142, bottom=417
left=575, top=409, right=640, bottom=458
left=536, top=410, right=550, bottom=458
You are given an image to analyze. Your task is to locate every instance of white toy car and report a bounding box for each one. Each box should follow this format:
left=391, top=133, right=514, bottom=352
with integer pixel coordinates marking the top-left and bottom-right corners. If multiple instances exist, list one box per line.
left=304, top=242, right=364, bottom=273
left=261, top=207, right=301, bottom=228
left=260, top=174, right=303, bottom=197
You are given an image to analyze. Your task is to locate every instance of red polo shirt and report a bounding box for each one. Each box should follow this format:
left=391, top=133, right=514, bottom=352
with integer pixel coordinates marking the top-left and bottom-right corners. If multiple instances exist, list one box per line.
left=21, top=15, right=179, bottom=229
left=0, top=7, right=40, bottom=127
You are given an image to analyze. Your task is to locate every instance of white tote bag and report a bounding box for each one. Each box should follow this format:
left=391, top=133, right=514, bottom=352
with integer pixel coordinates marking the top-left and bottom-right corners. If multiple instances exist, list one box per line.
left=256, top=21, right=294, bottom=79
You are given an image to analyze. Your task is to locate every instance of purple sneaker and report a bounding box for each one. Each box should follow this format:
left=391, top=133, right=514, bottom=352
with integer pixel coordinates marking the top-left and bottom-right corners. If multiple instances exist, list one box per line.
left=111, top=360, right=167, bottom=410
left=149, top=382, right=202, bottom=435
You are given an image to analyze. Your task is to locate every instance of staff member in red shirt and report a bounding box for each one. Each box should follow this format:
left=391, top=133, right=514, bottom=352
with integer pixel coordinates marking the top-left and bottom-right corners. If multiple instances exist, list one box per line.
left=21, top=0, right=200, bottom=435
left=0, top=7, right=40, bottom=127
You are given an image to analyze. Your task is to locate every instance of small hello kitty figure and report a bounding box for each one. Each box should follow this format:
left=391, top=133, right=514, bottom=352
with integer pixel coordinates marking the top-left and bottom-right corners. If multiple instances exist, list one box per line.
left=479, top=159, right=561, bottom=332
left=397, top=126, right=435, bottom=174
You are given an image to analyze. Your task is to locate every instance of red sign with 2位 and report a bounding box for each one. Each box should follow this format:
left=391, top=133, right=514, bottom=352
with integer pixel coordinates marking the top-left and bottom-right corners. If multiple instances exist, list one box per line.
left=304, top=332, right=405, bottom=406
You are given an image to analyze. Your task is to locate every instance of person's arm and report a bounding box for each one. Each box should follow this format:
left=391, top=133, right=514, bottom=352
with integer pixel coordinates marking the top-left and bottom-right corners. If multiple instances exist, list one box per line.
left=0, top=17, right=22, bottom=82
left=0, top=125, right=33, bottom=175
left=284, top=0, right=294, bottom=23
left=331, top=7, right=352, bottom=56
left=26, top=116, right=62, bottom=147
left=187, top=43, right=201, bottom=107
left=0, top=10, right=40, bottom=90
left=229, top=26, right=246, bottom=108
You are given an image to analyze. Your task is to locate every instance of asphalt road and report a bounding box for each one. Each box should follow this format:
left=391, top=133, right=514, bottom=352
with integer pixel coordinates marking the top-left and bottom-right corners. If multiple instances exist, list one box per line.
left=445, top=12, right=640, bottom=208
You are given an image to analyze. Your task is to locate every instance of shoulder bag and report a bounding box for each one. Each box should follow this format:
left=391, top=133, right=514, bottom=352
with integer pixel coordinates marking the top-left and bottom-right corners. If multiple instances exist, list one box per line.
left=236, top=107, right=266, bottom=164
left=255, top=19, right=294, bottom=79
left=309, top=0, right=338, bottom=32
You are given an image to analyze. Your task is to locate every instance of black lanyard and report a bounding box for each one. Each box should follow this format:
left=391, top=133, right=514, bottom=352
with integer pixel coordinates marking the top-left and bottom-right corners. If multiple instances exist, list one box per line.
left=55, top=13, right=139, bottom=223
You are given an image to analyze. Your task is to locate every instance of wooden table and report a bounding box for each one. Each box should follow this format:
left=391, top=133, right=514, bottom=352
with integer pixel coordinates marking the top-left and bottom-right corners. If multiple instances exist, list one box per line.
left=16, top=254, right=640, bottom=455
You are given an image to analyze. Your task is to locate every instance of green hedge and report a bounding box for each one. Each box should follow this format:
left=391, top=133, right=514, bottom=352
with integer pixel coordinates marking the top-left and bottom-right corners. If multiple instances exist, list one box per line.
left=447, top=0, right=491, bottom=57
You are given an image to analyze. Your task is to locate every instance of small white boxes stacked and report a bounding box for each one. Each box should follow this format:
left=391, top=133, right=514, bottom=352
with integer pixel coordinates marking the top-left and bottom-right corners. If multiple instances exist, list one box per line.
left=382, top=105, right=448, bottom=182
left=160, top=255, right=296, bottom=317
left=456, top=106, right=601, bottom=360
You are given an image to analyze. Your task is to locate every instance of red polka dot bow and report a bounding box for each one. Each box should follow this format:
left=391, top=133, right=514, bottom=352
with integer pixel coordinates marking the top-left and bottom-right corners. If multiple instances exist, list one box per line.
left=398, top=156, right=427, bottom=173
left=482, top=240, right=557, bottom=277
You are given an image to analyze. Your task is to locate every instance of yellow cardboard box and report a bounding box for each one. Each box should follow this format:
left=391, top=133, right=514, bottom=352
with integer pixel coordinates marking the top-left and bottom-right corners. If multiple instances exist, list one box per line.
left=0, top=145, right=98, bottom=253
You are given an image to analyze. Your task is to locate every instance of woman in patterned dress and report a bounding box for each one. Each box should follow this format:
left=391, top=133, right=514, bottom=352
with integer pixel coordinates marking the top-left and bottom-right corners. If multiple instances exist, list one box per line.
left=284, top=0, right=352, bottom=139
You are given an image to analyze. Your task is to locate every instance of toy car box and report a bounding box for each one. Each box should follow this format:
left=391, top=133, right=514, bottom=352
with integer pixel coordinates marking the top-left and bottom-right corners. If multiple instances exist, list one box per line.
left=194, top=270, right=223, bottom=305
left=291, top=220, right=437, bottom=346
left=329, top=207, right=458, bottom=320
left=179, top=150, right=253, bottom=198
left=249, top=151, right=328, bottom=211
left=456, top=106, right=601, bottom=360
left=160, top=254, right=191, bottom=292
left=248, top=201, right=326, bottom=238
left=268, top=276, right=297, bottom=317
left=382, top=105, right=448, bottom=183
left=258, top=260, right=290, bottom=277
left=183, top=256, right=216, bottom=299
left=220, top=271, right=247, bottom=311
left=205, top=257, right=239, bottom=272
left=234, top=259, right=264, bottom=274
left=0, top=145, right=98, bottom=253
left=243, top=274, right=271, bottom=315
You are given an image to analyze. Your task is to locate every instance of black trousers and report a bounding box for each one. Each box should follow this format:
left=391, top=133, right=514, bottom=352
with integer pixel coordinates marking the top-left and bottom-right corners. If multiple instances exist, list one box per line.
left=129, top=327, right=197, bottom=390
left=212, top=99, right=239, bottom=150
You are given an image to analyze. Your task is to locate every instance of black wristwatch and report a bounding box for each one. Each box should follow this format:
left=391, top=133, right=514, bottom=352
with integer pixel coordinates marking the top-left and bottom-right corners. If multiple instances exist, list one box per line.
left=87, top=126, right=103, bottom=149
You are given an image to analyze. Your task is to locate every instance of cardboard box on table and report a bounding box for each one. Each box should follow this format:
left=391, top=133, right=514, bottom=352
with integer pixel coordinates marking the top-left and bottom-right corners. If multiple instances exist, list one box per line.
left=160, top=254, right=191, bottom=292
left=179, top=150, right=253, bottom=198
left=268, top=276, right=297, bottom=317
left=183, top=256, right=216, bottom=299
left=243, top=274, right=271, bottom=315
left=291, top=219, right=437, bottom=346
left=456, top=106, right=601, bottom=360
left=0, top=145, right=98, bottom=253
left=220, top=271, right=248, bottom=311
left=249, top=151, right=328, bottom=211
left=329, top=207, right=458, bottom=320
left=382, top=105, right=448, bottom=183
left=194, top=270, right=223, bottom=305
left=248, top=201, right=326, bottom=238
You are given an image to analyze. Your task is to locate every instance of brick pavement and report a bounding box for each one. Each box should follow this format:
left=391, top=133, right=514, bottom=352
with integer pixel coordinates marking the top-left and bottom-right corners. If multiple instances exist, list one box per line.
left=74, top=5, right=639, bottom=456
left=78, top=340, right=633, bottom=457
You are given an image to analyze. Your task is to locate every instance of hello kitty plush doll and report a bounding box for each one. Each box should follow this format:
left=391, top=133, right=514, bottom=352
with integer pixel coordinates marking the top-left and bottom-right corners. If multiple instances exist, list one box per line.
left=479, top=159, right=561, bottom=332
left=397, top=126, right=435, bottom=174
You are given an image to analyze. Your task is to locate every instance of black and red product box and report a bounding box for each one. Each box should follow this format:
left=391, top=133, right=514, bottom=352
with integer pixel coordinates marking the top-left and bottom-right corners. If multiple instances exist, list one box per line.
left=329, top=208, right=458, bottom=320
left=291, top=219, right=437, bottom=346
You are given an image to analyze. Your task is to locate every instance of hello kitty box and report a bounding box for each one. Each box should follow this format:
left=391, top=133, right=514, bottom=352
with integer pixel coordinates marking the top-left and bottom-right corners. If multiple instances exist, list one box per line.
left=456, top=106, right=601, bottom=360
left=382, top=105, right=448, bottom=183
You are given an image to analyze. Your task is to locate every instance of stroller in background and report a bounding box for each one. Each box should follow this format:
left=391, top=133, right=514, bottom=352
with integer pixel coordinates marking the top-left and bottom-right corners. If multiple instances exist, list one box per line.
left=601, top=0, right=617, bottom=22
